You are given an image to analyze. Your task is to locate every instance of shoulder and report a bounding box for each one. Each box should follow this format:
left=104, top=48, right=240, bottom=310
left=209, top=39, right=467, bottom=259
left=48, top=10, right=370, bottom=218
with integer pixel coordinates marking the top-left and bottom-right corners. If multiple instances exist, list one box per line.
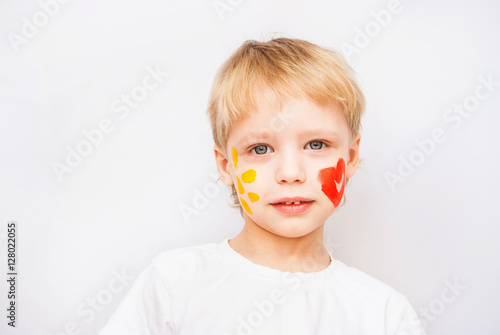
left=331, top=259, right=408, bottom=304
left=331, top=260, right=425, bottom=332
left=150, top=240, right=222, bottom=283
left=151, top=240, right=219, bottom=266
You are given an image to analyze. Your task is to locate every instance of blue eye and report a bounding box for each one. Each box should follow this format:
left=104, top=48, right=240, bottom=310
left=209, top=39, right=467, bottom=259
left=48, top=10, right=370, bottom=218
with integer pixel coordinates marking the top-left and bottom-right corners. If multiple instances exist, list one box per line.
left=306, top=141, right=325, bottom=150
left=251, top=145, right=271, bottom=155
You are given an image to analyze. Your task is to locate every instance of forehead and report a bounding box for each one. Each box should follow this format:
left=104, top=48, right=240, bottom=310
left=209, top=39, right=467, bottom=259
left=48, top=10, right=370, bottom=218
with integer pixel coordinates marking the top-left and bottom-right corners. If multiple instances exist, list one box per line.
left=227, top=92, right=349, bottom=148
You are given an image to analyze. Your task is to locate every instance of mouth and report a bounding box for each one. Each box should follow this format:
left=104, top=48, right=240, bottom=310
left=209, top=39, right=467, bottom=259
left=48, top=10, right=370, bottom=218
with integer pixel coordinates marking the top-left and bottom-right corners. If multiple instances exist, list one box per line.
left=270, top=198, right=314, bottom=214
left=273, top=201, right=313, bottom=205
left=271, top=197, right=314, bottom=205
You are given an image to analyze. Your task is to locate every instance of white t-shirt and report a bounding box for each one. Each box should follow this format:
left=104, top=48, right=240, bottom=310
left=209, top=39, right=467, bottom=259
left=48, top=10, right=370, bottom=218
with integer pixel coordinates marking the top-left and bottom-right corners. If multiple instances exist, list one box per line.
left=99, top=238, right=426, bottom=335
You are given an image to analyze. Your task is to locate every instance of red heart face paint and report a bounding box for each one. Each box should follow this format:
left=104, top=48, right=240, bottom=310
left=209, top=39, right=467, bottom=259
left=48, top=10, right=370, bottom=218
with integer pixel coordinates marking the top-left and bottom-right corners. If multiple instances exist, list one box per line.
left=318, top=158, right=345, bottom=208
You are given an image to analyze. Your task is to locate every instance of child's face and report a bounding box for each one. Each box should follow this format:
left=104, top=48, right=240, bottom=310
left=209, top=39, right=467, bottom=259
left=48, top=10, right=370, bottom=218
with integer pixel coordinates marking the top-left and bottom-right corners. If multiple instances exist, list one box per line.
left=216, top=90, right=360, bottom=239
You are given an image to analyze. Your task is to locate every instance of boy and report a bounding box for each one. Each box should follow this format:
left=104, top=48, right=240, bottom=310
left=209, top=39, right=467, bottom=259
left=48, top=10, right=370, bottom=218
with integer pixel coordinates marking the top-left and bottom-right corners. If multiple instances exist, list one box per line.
left=99, top=37, right=426, bottom=334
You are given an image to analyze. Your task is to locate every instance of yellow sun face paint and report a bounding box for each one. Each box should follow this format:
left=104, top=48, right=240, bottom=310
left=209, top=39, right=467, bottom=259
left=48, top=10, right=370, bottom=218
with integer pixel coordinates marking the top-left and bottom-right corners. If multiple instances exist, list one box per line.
left=241, top=169, right=256, bottom=183
left=230, top=153, right=257, bottom=214
left=231, top=146, right=238, bottom=168
left=248, top=192, right=260, bottom=202
left=240, top=197, right=252, bottom=214
left=236, top=176, right=244, bottom=194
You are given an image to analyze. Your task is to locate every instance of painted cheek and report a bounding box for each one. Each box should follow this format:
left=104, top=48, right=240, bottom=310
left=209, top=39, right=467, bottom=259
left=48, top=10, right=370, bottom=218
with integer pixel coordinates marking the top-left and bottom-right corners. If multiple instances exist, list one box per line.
left=236, top=176, right=245, bottom=194
left=231, top=146, right=238, bottom=168
left=241, top=169, right=256, bottom=183
left=239, top=169, right=259, bottom=215
left=248, top=192, right=260, bottom=202
left=229, top=146, right=260, bottom=214
left=318, top=158, right=346, bottom=208
left=240, top=197, right=253, bottom=214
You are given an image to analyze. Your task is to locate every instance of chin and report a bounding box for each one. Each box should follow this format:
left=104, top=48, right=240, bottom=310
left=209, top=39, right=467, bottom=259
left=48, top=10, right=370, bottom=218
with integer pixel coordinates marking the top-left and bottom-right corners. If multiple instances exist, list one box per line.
left=263, top=221, right=325, bottom=239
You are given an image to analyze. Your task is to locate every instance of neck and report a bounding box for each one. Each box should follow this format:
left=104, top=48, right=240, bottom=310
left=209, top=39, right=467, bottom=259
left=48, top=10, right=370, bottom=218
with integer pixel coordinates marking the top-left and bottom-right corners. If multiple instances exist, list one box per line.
left=228, top=219, right=331, bottom=273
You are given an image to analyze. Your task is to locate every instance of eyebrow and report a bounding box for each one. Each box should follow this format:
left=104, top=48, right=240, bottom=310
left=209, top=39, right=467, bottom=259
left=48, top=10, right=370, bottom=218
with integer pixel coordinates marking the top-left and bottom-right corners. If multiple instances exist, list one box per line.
left=297, top=129, right=342, bottom=141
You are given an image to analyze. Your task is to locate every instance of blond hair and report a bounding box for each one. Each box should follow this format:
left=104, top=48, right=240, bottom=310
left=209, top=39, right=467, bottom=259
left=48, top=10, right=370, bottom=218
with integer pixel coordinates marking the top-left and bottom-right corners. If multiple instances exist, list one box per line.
left=207, top=37, right=365, bottom=216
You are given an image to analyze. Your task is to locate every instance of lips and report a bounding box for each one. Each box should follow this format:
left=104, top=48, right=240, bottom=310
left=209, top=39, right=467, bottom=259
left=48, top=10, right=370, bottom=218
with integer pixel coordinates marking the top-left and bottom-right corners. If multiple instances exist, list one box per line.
left=271, top=197, right=314, bottom=214
left=271, top=197, right=314, bottom=205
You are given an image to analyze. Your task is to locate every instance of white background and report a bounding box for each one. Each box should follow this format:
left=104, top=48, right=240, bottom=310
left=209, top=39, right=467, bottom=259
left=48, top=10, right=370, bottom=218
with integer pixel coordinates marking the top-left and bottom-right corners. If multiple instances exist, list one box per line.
left=1, top=0, right=499, bottom=334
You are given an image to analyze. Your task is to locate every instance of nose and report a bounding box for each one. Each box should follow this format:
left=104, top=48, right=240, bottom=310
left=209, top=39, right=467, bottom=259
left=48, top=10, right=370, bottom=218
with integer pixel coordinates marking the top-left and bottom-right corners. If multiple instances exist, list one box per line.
left=274, top=147, right=307, bottom=184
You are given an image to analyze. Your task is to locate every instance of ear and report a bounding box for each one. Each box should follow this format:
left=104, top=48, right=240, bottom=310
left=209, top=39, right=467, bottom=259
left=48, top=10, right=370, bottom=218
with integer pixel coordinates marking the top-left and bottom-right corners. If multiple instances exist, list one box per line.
left=345, top=133, right=361, bottom=179
left=214, top=144, right=235, bottom=186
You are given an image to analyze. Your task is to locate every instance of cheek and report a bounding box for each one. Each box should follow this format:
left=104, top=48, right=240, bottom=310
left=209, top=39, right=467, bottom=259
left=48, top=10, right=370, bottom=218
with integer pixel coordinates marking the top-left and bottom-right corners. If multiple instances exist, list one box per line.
left=318, top=157, right=346, bottom=208
left=231, top=146, right=261, bottom=215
